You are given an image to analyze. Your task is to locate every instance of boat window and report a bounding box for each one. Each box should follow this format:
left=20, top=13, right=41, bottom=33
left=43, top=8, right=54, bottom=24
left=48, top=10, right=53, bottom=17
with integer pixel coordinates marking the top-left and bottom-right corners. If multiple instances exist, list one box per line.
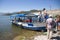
left=12, top=16, right=39, bottom=23
left=23, top=16, right=38, bottom=23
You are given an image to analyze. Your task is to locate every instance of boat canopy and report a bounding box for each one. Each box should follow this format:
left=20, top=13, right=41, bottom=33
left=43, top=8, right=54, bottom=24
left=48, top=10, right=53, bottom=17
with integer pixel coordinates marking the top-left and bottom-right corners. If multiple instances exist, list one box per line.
left=10, top=14, right=39, bottom=21
left=16, top=14, right=25, bottom=17
left=10, top=14, right=25, bottom=20
left=10, top=14, right=38, bottom=18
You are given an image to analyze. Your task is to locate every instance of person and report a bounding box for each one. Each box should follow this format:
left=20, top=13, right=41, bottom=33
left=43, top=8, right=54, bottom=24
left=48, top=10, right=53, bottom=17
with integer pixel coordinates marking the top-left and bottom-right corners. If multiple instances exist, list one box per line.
left=38, top=11, right=43, bottom=22
left=41, top=8, right=48, bottom=22
left=14, top=17, right=16, bottom=22
left=29, top=18, right=32, bottom=23
left=56, top=15, right=60, bottom=31
left=18, top=18, right=23, bottom=22
left=46, top=15, right=55, bottom=40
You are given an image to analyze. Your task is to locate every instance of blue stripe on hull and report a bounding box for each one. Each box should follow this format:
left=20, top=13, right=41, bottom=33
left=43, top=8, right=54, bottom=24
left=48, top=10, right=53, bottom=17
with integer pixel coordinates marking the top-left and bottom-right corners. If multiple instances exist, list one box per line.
left=22, top=26, right=46, bottom=31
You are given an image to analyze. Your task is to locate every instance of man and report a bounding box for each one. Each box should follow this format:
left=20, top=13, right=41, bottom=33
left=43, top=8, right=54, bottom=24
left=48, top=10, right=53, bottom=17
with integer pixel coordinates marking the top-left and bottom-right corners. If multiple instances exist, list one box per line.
left=46, top=15, right=54, bottom=40
left=42, top=8, right=48, bottom=22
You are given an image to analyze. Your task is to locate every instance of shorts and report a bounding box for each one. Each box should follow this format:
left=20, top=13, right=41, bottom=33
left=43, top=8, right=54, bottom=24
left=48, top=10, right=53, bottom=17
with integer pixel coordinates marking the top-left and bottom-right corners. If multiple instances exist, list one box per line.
left=47, top=28, right=55, bottom=31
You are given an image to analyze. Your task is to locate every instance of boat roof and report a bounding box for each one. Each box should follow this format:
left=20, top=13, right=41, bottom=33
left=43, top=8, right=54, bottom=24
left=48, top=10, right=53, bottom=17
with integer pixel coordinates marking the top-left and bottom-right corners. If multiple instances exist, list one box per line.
left=25, top=13, right=38, bottom=17
left=10, top=13, right=38, bottom=18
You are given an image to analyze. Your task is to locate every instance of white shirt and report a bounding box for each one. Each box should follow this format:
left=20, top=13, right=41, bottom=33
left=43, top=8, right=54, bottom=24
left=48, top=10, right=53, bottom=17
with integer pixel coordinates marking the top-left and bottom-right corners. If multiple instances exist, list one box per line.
left=46, top=18, right=53, bottom=29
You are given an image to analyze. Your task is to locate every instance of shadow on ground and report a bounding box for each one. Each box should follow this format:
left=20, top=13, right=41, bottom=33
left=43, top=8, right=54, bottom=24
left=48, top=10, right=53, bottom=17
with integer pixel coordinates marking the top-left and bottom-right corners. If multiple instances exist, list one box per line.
left=51, top=36, right=60, bottom=40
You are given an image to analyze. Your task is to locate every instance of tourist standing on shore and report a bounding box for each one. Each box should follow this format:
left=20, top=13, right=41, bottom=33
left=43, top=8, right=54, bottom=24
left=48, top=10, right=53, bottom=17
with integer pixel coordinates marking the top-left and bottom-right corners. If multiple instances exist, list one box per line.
left=46, top=15, right=54, bottom=40
left=55, top=15, right=60, bottom=31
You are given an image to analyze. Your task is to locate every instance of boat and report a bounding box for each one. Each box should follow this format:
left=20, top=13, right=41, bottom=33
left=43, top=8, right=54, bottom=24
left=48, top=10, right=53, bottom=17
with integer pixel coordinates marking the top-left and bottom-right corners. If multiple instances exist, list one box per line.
left=10, top=14, right=46, bottom=31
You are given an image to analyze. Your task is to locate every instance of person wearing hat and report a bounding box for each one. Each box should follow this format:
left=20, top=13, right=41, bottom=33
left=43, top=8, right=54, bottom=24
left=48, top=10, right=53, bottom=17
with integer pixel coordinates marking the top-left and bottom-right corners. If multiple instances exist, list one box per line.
left=46, top=15, right=54, bottom=40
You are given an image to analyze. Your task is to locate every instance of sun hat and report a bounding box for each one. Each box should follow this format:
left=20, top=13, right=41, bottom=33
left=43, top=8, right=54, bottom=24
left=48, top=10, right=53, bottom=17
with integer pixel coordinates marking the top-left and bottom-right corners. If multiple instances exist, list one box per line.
left=49, top=14, right=52, bottom=17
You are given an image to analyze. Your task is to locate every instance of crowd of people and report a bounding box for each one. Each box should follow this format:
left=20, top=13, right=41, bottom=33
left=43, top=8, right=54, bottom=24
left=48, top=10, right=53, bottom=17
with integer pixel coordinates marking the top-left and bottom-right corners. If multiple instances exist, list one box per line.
left=14, top=8, right=60, bottom=40
left=41, top=8, right=60, bottom=40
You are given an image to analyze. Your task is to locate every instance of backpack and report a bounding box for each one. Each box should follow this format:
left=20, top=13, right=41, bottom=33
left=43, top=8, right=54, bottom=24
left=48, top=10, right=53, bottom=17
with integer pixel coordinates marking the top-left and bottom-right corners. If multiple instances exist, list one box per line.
left=50, top=20, right=56, bottom=28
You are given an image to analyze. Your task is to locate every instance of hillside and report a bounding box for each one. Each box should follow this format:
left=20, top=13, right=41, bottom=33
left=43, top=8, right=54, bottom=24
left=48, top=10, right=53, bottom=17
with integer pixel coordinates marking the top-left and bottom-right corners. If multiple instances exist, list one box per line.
left=3, top=9, right=60, bottom=16
left=47, top=9, right=60, bottom=16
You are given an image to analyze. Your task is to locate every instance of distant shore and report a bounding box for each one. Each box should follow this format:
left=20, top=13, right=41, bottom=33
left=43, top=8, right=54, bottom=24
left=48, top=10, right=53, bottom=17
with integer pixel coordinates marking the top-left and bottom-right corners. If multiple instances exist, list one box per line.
left=3, top=9, right=60, bottom=16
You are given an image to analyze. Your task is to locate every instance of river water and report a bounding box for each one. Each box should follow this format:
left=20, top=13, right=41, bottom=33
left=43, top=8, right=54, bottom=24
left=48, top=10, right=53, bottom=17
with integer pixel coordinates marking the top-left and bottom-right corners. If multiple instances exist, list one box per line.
left=0, top=14, right=41, bottom=40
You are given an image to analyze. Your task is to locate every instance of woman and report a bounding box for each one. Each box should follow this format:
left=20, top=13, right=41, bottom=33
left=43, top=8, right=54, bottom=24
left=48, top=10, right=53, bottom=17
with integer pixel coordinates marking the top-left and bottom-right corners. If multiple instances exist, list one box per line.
left=46, top=15, right=54, bottom=40
left=56, top=15, right=60, bottom=31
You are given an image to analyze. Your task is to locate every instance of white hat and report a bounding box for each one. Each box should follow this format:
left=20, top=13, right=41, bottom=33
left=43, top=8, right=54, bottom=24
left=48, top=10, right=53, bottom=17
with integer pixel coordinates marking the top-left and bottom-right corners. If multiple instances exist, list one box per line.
left=49, top=15, right=52, bottom=17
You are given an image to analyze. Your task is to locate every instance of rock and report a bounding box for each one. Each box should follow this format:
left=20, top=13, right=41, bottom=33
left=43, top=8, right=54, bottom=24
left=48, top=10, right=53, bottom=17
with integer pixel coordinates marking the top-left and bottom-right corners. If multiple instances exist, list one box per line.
left=34, top=35, right=47, bottom=40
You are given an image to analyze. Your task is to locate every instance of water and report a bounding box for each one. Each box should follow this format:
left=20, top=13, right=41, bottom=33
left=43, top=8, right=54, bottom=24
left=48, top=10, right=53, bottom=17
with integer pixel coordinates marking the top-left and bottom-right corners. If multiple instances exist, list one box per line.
left=0, top=14, right=41, bottom=40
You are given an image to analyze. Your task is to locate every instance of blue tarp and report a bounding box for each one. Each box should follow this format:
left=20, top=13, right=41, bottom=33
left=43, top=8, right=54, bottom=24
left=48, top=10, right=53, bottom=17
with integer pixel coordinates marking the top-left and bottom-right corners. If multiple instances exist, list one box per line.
left=10, top=14, right=25, bottom=20
left=16, top=14, right=25, bottom=17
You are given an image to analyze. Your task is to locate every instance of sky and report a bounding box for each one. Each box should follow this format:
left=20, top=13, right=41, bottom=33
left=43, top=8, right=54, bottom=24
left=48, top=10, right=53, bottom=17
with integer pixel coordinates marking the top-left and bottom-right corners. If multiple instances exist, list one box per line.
left=0, top=0, right=60, bottom=13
